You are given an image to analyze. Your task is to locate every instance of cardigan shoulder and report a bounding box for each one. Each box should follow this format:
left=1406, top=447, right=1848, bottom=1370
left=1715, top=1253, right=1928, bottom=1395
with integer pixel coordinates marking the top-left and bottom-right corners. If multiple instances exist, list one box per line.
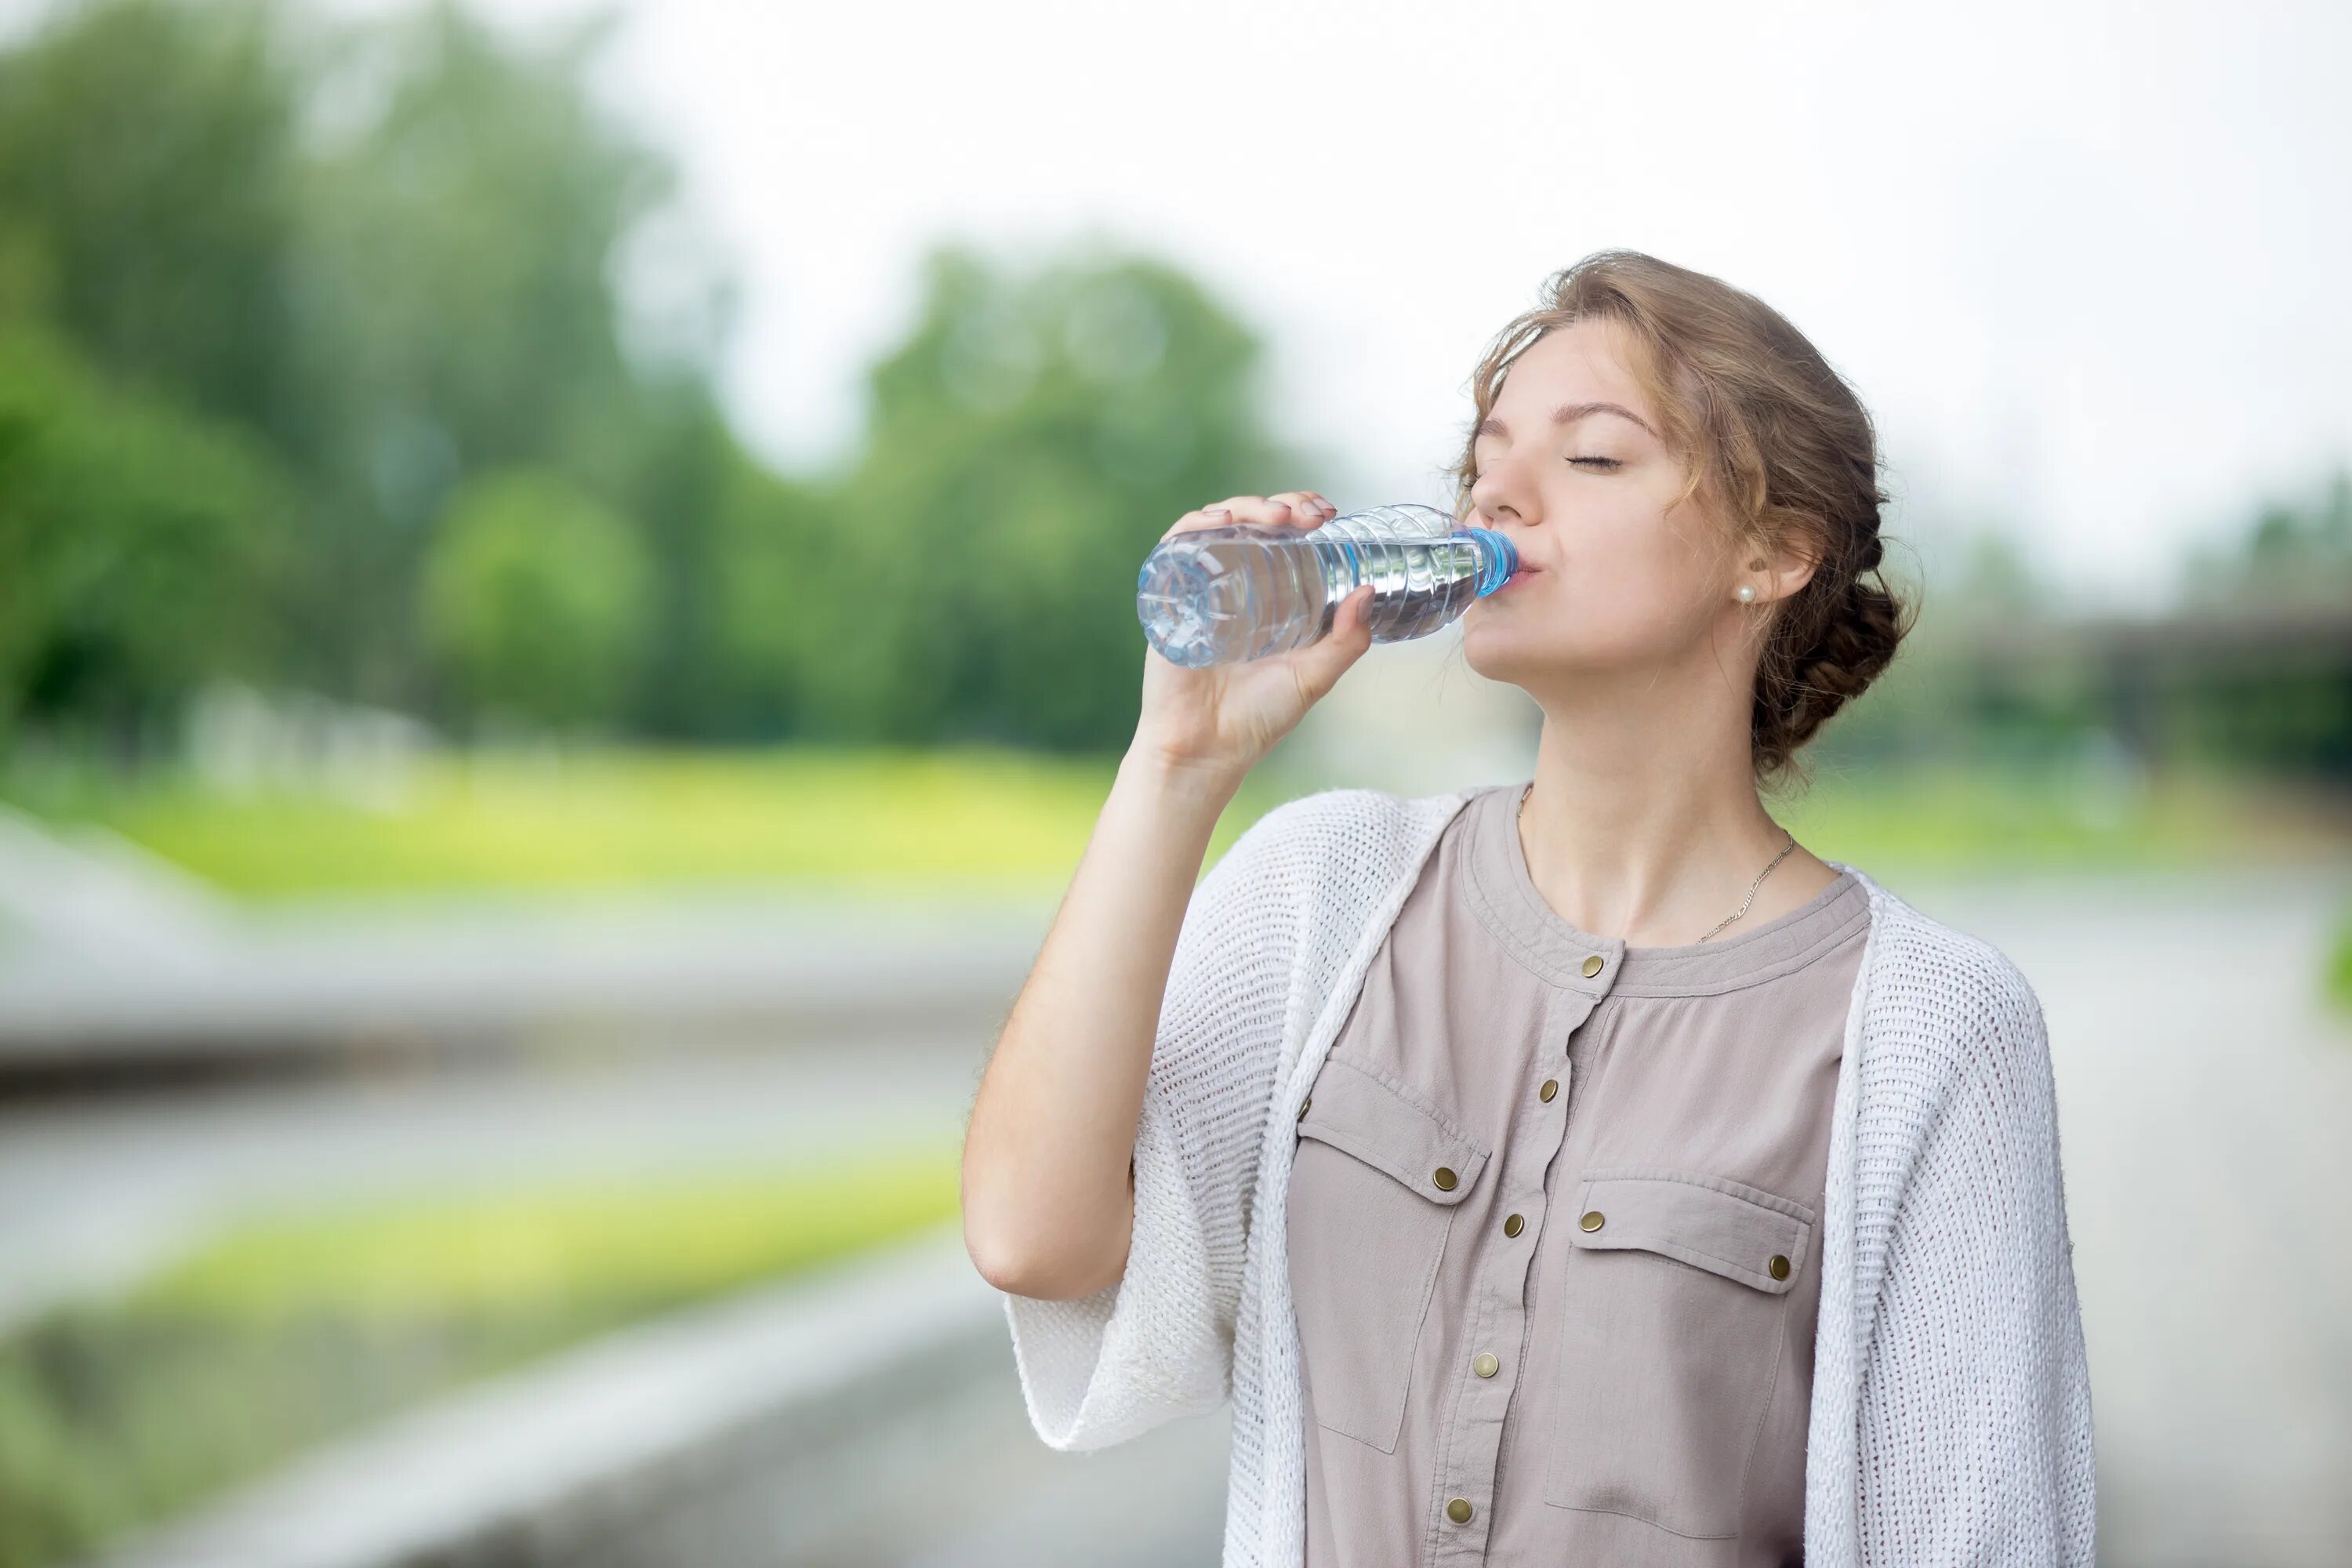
left=1849, top=872, right=2047, bottom=1054
left=1200, top=784, right=1480, bottom=934
left=1835, top=868, right=2060, bottom=1167
left=1214, top=783, right=1476, bottom=863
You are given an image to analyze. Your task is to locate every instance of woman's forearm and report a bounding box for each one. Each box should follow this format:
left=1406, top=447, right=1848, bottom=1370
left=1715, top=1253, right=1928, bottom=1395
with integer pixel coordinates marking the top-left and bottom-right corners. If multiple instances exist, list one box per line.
left=960, top=743, right=1243, bottom=1300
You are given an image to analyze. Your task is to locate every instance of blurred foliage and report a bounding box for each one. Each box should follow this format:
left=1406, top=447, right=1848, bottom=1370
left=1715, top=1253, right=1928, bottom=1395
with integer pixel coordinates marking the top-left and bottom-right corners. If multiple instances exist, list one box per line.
left=0, top=0, right=303, bottom=446
left=0, top=0, right=1299, bottom=757
left=421, top=469, right=652, bottom=729
left=804, top=244, right=1300, bottom=749
left=2165, top=470, right=2352, bottom=778
left=2181, top=467, right=2352, bottom=612
left=0, top=0, right=2343, bottom=776
left=0, top=325, right=289, bottom=753
left=0, top=1148, right=959, bottom=1568
left=1792, top=496, right=2352, bottom=785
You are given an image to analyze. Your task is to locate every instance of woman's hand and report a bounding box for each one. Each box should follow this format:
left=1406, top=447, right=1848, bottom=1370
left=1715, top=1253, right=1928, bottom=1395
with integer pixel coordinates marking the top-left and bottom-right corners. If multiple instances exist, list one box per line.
left=1131, top=490, right=1377, bottom=786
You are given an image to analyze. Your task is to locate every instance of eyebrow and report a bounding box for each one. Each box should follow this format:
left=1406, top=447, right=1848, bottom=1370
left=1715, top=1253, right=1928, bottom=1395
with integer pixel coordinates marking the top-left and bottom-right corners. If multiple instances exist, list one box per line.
left=1474, top=401, right=1661, bottom=442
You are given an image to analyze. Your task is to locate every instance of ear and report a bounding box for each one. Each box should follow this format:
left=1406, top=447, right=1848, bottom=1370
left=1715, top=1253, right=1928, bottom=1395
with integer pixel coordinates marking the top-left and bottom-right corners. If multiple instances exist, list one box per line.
left=1745, top=528, right=1822, bottom=606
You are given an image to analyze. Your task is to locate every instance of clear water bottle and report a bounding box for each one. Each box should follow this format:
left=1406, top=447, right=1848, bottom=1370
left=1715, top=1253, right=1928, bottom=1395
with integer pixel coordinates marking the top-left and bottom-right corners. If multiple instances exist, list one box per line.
left=1134, top=502, right=1519, bottom=667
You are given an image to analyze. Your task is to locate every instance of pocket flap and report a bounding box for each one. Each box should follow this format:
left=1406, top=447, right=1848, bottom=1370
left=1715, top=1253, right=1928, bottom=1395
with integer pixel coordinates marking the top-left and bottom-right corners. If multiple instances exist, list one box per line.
left=1568, top=1167, right=1813, bottom=1294
left=1296, top=1056, right=1488, bottom=1207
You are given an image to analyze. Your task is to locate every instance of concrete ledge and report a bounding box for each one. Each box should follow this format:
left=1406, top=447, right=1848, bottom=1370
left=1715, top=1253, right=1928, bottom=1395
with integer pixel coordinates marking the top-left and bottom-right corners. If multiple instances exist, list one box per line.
left=0, top=890, right=1052, bottom=1075
left=85, top=1221, right=1002, bottom=1568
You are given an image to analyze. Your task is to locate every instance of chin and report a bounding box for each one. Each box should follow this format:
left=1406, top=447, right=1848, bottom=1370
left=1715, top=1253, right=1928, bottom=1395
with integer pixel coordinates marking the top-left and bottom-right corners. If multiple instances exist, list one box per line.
left=1459, top=623, right=1539, bottom=685
left=1463, top=615, right=1606, bottom=686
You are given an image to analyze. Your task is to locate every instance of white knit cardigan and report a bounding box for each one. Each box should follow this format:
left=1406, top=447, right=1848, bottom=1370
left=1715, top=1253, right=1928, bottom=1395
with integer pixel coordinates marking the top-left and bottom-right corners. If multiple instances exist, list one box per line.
left=1000, top=785, right=2096, bottom=1566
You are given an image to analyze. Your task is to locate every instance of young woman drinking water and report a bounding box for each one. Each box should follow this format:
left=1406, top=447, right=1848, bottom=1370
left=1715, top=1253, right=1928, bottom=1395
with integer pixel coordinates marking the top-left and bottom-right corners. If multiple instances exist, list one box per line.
left=960, top=250, right=2094, bottom=1568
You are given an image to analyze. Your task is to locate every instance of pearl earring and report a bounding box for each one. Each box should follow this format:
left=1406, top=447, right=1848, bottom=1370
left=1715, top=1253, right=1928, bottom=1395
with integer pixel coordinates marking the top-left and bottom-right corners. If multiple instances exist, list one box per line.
left=1735, top=583, right=1757, bottom=603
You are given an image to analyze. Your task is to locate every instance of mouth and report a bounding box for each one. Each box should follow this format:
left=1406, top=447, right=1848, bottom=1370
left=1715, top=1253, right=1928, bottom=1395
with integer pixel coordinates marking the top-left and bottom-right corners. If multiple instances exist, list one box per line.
left=1495, top=565, right=1542, bottom=592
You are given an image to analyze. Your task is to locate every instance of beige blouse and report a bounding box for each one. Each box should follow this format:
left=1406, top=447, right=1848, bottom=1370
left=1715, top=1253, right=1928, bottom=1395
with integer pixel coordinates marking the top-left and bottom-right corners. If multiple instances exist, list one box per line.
left=1284, top=780, right=1871, bottom=1567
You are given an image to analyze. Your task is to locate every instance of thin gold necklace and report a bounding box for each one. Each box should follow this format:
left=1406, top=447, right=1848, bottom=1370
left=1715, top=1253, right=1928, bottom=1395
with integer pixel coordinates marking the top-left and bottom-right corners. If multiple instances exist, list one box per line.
left=1518, top=786, right=1800, bottom=944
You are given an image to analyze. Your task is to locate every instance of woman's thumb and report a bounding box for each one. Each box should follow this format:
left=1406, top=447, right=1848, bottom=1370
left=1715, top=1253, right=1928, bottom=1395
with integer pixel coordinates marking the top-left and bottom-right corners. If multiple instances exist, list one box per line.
left=1294, top=585, right=1375, bottom=697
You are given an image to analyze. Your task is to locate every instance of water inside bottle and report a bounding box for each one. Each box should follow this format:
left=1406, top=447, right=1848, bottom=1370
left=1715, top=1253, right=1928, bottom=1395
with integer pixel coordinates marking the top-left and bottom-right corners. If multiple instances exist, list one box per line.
left=1135, top=505, right=1515, bottom=667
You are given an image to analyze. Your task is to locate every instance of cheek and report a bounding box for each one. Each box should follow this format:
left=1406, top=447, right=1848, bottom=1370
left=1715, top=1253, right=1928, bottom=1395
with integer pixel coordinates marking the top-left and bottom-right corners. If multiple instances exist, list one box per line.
left=1577, top=496, right=1713, bottom=612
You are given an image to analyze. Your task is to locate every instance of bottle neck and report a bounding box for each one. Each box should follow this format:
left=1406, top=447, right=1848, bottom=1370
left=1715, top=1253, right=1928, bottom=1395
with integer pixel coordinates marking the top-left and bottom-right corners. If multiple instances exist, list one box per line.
left=1456, top=527, right=1519, bottom=597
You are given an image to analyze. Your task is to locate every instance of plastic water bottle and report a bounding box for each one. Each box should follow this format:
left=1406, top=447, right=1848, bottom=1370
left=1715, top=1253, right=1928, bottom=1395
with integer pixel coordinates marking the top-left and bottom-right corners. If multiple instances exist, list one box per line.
left=1134, top=502, right=1519, bottom=668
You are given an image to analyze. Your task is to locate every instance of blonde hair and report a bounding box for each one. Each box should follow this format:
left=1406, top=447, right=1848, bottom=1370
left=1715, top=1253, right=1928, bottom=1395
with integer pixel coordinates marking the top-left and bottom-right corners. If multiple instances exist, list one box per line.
left=1451, top=250, right=1914, bottom=789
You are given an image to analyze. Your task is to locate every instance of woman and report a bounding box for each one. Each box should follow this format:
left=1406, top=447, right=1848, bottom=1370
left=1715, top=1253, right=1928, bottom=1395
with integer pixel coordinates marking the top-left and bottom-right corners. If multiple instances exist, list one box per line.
left=960, top=251, right=2095, bottom=1567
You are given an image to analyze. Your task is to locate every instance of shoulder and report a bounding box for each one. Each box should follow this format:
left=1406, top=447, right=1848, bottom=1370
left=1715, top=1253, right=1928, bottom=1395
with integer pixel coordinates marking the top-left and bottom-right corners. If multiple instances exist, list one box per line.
left=1837, top=867, right=2056, bottom=1130
left=1227, top=782, right=1483, bottom=851
left=1211, top=783, right=1484, bottom=899
left=1870, top=880, right=2042, bottom=1036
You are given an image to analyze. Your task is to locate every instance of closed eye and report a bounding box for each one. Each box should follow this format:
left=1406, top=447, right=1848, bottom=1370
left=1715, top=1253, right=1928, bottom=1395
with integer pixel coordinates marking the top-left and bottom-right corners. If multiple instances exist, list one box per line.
left=1570, top=456, right=1621, bottom=470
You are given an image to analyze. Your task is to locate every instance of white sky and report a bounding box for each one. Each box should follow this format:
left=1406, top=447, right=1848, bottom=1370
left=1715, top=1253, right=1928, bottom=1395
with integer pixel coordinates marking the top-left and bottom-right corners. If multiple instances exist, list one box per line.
left=20, top=0, right=2352, bottom=610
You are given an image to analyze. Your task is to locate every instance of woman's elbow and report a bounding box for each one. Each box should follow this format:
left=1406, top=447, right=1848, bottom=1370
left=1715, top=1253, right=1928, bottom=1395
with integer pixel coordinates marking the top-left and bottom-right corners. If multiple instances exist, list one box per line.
left=963, top=1209, right=1131, bottom=1300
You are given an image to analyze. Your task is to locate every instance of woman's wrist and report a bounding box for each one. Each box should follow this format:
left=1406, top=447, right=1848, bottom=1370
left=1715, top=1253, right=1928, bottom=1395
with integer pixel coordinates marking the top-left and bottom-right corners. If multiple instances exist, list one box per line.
left=1118, top=738, right=1250, bottom=816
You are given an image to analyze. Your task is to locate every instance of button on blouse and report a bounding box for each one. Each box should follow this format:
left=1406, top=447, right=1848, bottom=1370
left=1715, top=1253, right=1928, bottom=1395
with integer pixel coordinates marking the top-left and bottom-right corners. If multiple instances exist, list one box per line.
left=1284, top=781, right=1871, bottom=1566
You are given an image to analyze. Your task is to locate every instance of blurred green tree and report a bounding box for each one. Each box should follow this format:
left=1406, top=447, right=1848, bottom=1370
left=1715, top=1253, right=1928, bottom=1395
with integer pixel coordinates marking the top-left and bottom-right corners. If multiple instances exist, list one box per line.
left=0, top=3, right=1332, bottom=756
left=420, top=468, right=652, bottom=730
left=0, top=0, right=306, bottom=451
left=2169, top=469, right=2352, bottom=776
left=800, top=240, right=1308, bottom=750
left=2182, top=466, right=2352, bottom=609
left=292, top=2, right=680, bottom=706
left=0, top=0, right=738, bottom=736
left=0, top=327, right=289, bottom=756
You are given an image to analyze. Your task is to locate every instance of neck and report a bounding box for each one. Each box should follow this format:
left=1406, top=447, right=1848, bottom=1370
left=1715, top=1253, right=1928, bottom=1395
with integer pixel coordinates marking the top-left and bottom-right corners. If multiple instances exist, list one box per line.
left=1515, top=706, right=1838, bottom=947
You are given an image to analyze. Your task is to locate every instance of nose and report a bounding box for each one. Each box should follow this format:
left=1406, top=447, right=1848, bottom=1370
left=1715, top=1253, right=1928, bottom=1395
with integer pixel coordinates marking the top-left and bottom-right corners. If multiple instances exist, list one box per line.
left=1468, top=454, right=1537, bottom=530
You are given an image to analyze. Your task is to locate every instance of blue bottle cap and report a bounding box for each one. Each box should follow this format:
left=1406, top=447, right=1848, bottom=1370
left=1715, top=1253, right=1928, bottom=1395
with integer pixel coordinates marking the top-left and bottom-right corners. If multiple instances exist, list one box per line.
left=1456, top=527, right=1519, bottom=597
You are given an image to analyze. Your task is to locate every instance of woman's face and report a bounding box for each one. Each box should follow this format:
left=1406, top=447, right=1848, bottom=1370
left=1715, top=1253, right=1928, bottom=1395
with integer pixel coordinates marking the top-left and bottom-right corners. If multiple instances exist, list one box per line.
left=1460, top=318, right=1753, bottom=697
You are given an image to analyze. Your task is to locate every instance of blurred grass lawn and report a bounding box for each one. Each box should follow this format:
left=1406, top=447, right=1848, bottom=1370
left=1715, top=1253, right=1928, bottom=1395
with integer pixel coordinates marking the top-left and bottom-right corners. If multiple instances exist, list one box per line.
left=5, top=745, right=2346, bottom=898
left=2331, top=911, right=2352, bottom=1014
left=0, top=1149, right=958, bottom=1568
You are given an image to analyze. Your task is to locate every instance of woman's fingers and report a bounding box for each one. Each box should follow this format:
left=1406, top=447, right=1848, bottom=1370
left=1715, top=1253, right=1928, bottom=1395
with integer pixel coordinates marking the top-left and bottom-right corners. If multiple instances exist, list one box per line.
left=1161, top=490, right=1334, bottom=542
left=1214, top=495, right=1293, bottom=529
left=1160, top=503, right=1234, bottom=543
left=1214, top=492, right=1334, bottom=529
left=1288, top=584, right=1376, bottom=705
left=1267, top=491, right=1338, bottom=527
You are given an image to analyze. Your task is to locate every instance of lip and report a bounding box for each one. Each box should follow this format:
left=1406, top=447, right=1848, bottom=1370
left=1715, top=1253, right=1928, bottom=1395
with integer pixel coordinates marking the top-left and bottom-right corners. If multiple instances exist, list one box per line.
left=1494, top=566, right=1542, bottom=593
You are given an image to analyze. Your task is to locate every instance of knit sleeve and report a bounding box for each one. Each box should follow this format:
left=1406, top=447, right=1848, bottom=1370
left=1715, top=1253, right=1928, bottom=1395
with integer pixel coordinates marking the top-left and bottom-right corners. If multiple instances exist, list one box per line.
left=998, top=797, right=1308, bottom=1452
left=1855, top=954, right=2097, bottom=1564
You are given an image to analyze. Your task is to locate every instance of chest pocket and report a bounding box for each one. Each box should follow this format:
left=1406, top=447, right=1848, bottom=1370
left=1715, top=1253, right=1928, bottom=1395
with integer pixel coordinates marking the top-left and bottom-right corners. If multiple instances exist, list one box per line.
left=1286, top=1054, right=1489, bottom=1454
left=1542, top=1167, right=1814, bottom=1540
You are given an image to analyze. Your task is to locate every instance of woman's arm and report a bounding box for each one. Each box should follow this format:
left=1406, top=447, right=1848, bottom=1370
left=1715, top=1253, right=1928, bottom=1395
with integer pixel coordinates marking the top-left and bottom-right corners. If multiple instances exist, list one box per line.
left=961, top=746, right=1244, bottom=1300
left=1853, top=966, right=2097, bottom=1565
left=960, top=490, right=1374, bottom=1305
